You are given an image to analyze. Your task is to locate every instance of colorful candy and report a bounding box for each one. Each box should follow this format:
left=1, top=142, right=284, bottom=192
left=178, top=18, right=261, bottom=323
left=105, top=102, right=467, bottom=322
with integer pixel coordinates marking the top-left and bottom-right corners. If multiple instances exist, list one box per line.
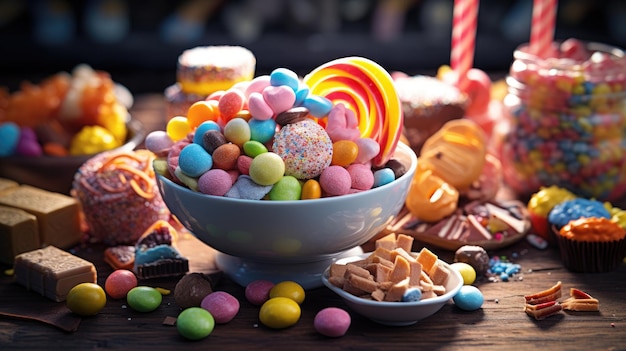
left=303, top=57, right=403, bottom=167
left=245, top=279, right=275, bottom=306
left=314, top=307, right=351, bottom=337
left=259, top=297, right=301, bottom=329
left=177, top=307, right=215, bottom=340
left=453, top=285, right=484, bottom=311
left=126, top=286, right=163, bottom=312
left=104, top=269, right=138, bottom=299
left=200, top=291, right=240, bottom=324
left=501, top=38, right=626, bottom=201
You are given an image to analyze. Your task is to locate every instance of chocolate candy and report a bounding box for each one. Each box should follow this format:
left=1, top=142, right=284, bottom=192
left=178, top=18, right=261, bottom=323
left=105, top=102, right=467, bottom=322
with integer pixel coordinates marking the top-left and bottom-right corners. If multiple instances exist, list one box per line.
left=454, top=245, right=490, bottom=276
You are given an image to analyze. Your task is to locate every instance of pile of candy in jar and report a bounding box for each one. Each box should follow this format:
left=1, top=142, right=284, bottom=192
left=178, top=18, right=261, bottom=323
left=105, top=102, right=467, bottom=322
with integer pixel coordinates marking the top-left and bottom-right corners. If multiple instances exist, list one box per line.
left=147, top=57, right=405, bottom=200
left=0, top=64, right=129, bottom=157
left=501, top=38, right=626, bottom=201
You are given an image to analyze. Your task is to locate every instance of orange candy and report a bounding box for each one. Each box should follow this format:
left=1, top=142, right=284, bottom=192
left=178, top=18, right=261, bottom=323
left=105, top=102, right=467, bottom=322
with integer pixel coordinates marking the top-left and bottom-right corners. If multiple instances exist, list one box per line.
left=301, top=179, right=322, bottom=200
left=187, top=100, right=220, bottom=129
left=331, top=140, right=358, bottom=166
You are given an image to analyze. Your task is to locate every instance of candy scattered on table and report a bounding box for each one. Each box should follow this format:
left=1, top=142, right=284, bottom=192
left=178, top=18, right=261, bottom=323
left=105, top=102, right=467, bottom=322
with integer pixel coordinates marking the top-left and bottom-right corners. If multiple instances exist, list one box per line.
left=314, top=307, right=351, bottom=337
left=104, top=269, right=138, bottom=300
left=259, top=297, right=302, bottom=329
left=66, top=282, right=107, bottom=316
left=200, top=291, right=240, bottom=324
left=176, top=307, right=215, bottom=340
left=453, top=285, right=484, bottom=311
left=126, top=286, right=163, bottom=313
left=245, top=280, right=275, bottom=306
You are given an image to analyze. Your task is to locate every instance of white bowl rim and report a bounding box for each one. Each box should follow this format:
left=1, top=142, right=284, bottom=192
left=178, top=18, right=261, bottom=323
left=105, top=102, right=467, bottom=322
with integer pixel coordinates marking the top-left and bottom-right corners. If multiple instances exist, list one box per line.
left=156, top=142, right=418, bottom=205
left=321, top=252, right=463, bottom=308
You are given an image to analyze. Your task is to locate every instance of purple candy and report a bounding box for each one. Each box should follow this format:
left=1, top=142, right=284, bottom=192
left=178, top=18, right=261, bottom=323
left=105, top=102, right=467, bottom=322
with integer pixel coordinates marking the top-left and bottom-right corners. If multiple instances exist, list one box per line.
left=314, top=307, right=351, bottom=337
left=200, top=291, right=240, bottom=324
left=245, top=280, right=274, bottom=306
left=225, top=175, right=272, bottom=200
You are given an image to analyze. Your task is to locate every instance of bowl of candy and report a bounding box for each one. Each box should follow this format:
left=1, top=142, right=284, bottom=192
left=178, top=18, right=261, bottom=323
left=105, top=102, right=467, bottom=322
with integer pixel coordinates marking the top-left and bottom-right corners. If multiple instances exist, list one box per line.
left=152, top=57, right=417, bottom=289
left=321, top=244, right=463, bottom=326
left=0, top=64, right=142, bottom=194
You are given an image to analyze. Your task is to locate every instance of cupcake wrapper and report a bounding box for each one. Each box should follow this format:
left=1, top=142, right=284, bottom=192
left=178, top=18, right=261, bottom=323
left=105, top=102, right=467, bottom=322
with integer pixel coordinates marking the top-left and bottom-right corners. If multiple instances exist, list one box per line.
left=556, top=236, right=626, bottom=273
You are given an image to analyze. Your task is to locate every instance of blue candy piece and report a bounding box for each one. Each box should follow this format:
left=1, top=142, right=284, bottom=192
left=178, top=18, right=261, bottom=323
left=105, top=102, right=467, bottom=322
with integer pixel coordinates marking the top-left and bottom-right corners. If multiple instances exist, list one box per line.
left=225, top=175, right=272, bottom=200
left=373, top=168, right=395, bottom=187
left=270, top=68, right=299, bottom=91
left=294, top=84, right=310, bottom=106
left=0, top=122, right=20, bottom=157
left=193, top=121, right=221, bottom=145
left=178, top=143, right=213, bottom=177
left=453, top=285, right=484, bottom=311
left=500, top=272, right=509, bottom=282
left=548, top=198, right=611, bottom=229
left=401, top=288, right=422, bottom=302
left=248, top=118, right=276, bottom=144
left=302, top=95, right=333, bottom=118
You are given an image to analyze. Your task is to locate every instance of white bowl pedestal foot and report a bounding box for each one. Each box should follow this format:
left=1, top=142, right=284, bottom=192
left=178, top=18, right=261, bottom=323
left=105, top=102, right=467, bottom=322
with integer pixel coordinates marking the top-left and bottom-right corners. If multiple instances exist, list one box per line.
left=216, top=246, right=364, bottom=290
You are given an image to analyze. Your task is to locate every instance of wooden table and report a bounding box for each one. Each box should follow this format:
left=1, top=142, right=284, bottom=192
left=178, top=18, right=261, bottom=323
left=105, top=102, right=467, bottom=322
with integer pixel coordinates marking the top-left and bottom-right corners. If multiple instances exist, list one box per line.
left=1, top=95, right=625, bottom=350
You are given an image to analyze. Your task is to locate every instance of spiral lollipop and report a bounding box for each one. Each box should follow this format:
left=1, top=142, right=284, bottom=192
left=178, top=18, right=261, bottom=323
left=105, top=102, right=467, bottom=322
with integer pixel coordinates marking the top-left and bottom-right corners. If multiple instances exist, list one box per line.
left=303, top=57, right=403, bottom=167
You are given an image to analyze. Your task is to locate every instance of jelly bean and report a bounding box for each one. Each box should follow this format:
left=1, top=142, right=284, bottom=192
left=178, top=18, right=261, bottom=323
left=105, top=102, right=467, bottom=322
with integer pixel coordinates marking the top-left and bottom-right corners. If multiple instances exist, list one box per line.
left=174, top=167, right=199, bottom=192
left=320, top=165, right=352, bottom=196
left=145, top=130, right=174, bottom=155
left=347, top=163, right=374, bottom=191
left=243, top=140, right=268, bottom=158
left=314, top=307, right=351, bottom=337
left=248, top=92, right=274, bottom=121
left=249, top=152, right=285, bottom=186
left=401, top=288, right=422, bottom=302
left=245, top=280, right=275, bottom=306
left=218, top=89, right=245, bottom=122
left=237, top=155, right=253, bottom=175
left=178, top=143, right=213, bottom=177
left=0, top=122, right=20, bottom=156
left=200, top=291, right=240, bottom=324
left=245, top=75, right=271, bottom=97
left=223, top=117, right=251, bottom=146
left=66, top=283, right=107, bottom=316
left=453, top=285, right=484, bottom=311
left=202, top=129, right=227, bottom=154
left=270, top=68, right=300, bottom=91
left=104, top=269, right=138, bottom=299
left=332, top=140, right=359, bottom=166
left=302, top=95, right=333, bottom=118
left=450, top=262, right=476, bottom=285
left=269, top=281, right=305, bottom=304
left=373, top=168, right=395, bottom=187
left=269, top=176, right=302, bottom=201
left=187, top=100, right=219, bottom=128
left=193, top=121, right=220, bottom=145
left=294, top=83, right=310, bottom=106
left=225, top=175, right=273, bottom=200
left=166, top=116, right=192, bottom=142
left=263, top=85, right=296, bottom=115
left=259, top=297, right=301, bottom=329
left=177, top=307, right=215, bottom=340
left=212, top=143, right=240, bottom=170
left=15, top=128, right=43, bottom=156
left=126, top=286, right=162, bottom=312
left=69, top=125, right=117, bottom=156
left=248, top=118, right=276, bottom=144
left=301, top=179, right=322, bottom=200
left=198, top=169, right=233, bottom=196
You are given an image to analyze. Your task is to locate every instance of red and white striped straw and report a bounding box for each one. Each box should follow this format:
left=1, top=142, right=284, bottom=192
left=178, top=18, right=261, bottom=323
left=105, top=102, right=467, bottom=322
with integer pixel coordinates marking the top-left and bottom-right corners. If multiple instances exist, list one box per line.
left=450, top=0, right=479, bottom=91
left=529, top=0, right=558, bottom=58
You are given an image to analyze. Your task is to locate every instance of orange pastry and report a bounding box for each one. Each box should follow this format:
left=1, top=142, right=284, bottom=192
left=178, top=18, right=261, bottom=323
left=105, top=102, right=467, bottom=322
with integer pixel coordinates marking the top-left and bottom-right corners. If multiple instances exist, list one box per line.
left=419, top=119, right=487, bottom=191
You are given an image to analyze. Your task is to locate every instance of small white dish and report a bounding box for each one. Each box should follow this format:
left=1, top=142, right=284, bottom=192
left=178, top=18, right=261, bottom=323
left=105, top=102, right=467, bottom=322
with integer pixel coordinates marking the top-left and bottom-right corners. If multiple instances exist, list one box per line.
left=321, top=253, right=463, bottom=326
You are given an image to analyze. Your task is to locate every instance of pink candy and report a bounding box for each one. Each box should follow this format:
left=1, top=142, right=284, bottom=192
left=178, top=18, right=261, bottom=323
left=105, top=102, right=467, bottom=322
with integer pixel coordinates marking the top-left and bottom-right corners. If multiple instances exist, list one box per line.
left=319, top=165, right=351, bottom=196
left=347, top=163, right=375, bottom=190
left=245, top=279, right=274, bottom=306
left=326, top=103, right=360, bottom=142
left=200, top=291, right=240, bottom=324
left=314, top=307, right=351, bottom=337
left=198, top=169, right=233, bottom=196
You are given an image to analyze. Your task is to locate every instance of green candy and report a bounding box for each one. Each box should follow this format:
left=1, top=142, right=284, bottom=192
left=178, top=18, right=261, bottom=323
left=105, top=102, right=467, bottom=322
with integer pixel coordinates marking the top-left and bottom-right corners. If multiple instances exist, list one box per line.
left=243, top=140, right=268, bottom=158
left=126, top=286, right=162, bottom=313
left=249, top=152, right=285, bottom=186
left=269, top=176, right=302, bottom=200
left=177, top=307, right=215, bottom=340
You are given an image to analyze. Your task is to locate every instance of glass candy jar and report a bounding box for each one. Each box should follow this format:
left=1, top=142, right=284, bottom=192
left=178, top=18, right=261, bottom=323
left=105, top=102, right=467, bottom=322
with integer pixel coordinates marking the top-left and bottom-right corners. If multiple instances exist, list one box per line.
left=500, top=40, right=626, bottom=201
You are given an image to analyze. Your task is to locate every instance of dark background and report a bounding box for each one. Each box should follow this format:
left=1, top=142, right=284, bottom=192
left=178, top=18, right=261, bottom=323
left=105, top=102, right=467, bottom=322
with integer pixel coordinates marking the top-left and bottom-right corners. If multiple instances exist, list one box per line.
left=1, top=0, right=624, bottom=95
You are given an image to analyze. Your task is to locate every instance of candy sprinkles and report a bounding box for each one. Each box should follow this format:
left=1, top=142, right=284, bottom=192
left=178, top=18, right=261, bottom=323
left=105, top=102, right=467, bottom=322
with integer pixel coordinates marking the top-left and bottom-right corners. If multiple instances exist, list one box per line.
left=501, top=38, right=626, bottom=202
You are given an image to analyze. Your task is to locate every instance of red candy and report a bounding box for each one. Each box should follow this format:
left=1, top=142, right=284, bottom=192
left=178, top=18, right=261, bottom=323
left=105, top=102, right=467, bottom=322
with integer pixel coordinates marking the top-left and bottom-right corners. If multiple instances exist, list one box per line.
left=104, top=269, right=138, bottom=299
left=218, top=89, right=245, bottom=122
left=245, top=280, right=274, bottom=306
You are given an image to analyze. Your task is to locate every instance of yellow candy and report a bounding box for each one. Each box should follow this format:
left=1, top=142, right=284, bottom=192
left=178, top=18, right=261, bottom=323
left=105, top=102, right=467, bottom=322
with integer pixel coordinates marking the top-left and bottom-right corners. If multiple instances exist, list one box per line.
left=331, top=140, right=358, bottom=166
left=166, top=116, right=192, bottom=141
left=301, top=179, right=321, bottom=200
left=69, top=125, right=120, bottom=156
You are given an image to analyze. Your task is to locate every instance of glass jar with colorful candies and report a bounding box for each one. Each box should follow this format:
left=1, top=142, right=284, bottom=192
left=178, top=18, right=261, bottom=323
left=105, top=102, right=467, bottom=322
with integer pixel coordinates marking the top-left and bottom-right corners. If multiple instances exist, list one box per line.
left=500, top=39, right=626, bottom=201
